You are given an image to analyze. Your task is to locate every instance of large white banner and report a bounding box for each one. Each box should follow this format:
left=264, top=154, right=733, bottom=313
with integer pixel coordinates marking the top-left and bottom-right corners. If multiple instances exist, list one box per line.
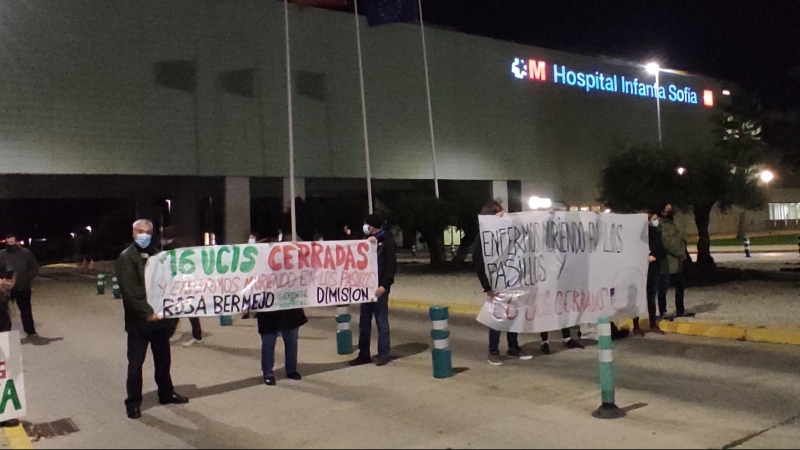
left=0, top=331, right=26, bottom=422
left=477, top=211, right=649, bottom=333
left=145, top=241, right=379, bottom=318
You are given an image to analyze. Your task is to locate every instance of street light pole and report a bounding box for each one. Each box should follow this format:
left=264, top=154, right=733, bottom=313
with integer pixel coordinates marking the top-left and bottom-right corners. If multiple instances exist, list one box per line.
left=655, top=70, right=663, bottom=148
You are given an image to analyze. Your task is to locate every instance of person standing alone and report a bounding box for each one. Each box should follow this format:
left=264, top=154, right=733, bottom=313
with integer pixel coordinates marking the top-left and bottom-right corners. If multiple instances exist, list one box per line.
left=350, top=213, right=397, bottom=367
left=658, top=204, right=695, bottom=319
left=0, top=233, right=39, bottom=337
left=116, top=219, right=188, bottom=419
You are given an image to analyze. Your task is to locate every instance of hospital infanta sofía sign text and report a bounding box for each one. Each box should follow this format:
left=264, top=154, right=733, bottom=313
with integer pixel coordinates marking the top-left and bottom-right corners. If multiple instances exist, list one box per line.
left=511, top=58, right=715, bottom=107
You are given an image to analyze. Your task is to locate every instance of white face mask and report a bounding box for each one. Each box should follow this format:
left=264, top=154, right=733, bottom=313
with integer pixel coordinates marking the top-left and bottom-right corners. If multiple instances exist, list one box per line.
left=363, top=224, right=372, bottom=236
left=248, top=238, right=256, bottom=244
left=651, top=219, right=659, bottom=228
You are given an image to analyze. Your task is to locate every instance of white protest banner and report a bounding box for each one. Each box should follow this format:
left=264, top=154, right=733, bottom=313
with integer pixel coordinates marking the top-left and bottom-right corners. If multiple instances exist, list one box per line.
left=476, top=211, right=649, bottom=333
left=0, top=331, right=26, bottom=422
left=145, top=240, right=379, bottom=318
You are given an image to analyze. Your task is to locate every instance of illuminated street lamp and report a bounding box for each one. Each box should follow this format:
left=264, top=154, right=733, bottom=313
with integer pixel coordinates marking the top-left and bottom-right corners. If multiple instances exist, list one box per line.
left=760, top=170, right=774, bottom=184
left=85, top=225, right=92, bottom=233
left=677, top=166, right=687, bottom=176
left=528, top=196, right=552, bottom=210
left=645, top=62, right=663, bottom=148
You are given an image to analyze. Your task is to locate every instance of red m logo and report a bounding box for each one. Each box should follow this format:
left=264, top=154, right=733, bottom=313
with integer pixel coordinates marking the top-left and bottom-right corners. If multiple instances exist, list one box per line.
left=528, top=60, right=547, bottom=81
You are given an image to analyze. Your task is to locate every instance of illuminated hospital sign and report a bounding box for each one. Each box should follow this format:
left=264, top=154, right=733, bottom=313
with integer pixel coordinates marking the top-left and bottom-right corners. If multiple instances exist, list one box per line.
left=511, top=58, right=714, bottom=107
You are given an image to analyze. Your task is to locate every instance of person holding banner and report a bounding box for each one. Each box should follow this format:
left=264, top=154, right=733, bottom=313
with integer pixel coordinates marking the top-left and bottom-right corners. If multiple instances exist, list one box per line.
left=350, top=213, right=397, bottom=367
left=472, top=201, right=533, bottom=366
left=116, top=219, right=188, bottom=420
left=632, top=212, right=667, bottom=336
left=257, top=308, right=307, bottom=386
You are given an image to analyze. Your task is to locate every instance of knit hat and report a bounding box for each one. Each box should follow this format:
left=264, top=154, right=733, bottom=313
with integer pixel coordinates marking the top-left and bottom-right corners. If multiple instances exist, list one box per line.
left=364, top=213, right=382, bottom=229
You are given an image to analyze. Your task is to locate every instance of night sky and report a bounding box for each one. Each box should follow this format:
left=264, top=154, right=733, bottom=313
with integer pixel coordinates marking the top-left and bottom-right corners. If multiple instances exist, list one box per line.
left=422, top=0, right=800, bottom=107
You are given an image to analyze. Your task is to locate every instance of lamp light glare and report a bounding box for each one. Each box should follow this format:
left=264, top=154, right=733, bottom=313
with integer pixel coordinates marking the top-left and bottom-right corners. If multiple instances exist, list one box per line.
left=645, top=62, right=660, bottom=74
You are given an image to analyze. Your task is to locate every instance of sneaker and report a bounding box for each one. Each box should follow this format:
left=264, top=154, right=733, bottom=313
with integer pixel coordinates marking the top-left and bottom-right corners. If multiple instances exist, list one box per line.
left=487, top=353, right=503, bottom=366
left=650, top=325, right=666, bottom=335
left=507, top=348, right=533, bottom=360
left=348, top=355, right=372, bottom=367
left=565, top=339, right=585, bottom=350
left=540, top=342, right=551, bottom=355
left=182, top=338, right=204, bottom=348
left=375, top=355, right=391, bottom=367
left=287, top=372, right=302, bottom=381
left=169, top=334, right=182, bottom=344
left=264, top=376, right=276, bottom=386
left=632, top=327, right=646, bottom=337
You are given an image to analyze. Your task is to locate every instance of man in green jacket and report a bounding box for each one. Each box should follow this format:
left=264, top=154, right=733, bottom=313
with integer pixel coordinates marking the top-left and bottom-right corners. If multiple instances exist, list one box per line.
left=117, top=219, right=188, bottom=420
left=657, top=204, right=695, bottom=319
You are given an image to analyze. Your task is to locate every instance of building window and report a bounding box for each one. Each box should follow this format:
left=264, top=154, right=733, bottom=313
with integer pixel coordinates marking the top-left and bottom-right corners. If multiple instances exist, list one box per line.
left=768, top=203, right=800, bottom=220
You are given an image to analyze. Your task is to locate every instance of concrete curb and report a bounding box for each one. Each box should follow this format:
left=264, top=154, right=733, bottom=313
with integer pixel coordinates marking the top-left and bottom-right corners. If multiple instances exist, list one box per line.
left=390, top=299, right=800, bottom=346
left=3, top=425, right=34, bottom=449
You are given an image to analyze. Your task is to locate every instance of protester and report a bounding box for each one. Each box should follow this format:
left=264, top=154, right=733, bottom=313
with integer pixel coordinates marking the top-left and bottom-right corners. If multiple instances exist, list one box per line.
left=0, top=270, right=18, bottom=427
left=0, top=233, right=40, bottom=337
left=117, top=219, right=188, bottom=420
left=658, top=204, right=695, bottom=319
left=539, top=328, right=584, bottom=355
left=350, top=213, right=397, bottom=367
left=633, top=212, right=667, bottom=335
left=257, top=308, right=307, bottom=385
left=471, top=200, right=532, bottom=366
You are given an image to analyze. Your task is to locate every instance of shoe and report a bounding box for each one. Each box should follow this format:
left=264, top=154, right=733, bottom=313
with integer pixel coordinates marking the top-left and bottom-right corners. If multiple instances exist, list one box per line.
left=287, top=372, right=302, bottom=381
left=507, top=348, right=533, bottom=360
left=540, top=342, right=551, bottom=355
left=348, top=355, right=372, bottom=366
left=264, top=376, right=276, bottom=386
left=650, top=325, right=666, bottom=335
left=633, top=327, right=646, bottom=337
left=676, top=312, right=696, bottom=318
left=487, top=353, right=503, bottom=366
left=126, top=407, right=142, bottom=420
left=1, top=419, right=20, bottom=427
left=159, top=393, right=189, bottom=405
left=169, top=334, right=182, bottom=344
left=26, top=332, right=38, bottom=338
left=182, top=338, right=203, bottom=348
left=376, top=355, right=391, bottom=366
left=565, top=339, right=585, bottom=350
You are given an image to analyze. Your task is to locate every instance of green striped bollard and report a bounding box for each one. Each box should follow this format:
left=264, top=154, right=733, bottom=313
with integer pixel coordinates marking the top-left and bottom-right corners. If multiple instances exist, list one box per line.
left=592, top=317, right=625, bottom=419
left=411, top=245, right=417, bottom=257
left=112, top=276, right=121, bottom=299
left=744, top=236, right=751, bottom=258
left=429, top=306, right=453, bottom=379
left=219, top=315, right=233, bottom=326
left=796, top=235, right=799, bottom=256
left=96, top=273, right=106, bottom=295
left=336, top=306, right=353, bottom=355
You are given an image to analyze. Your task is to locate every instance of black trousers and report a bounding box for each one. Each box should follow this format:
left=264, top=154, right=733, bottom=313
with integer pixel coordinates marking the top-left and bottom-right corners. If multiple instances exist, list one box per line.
left=658, top=272, right=686, bottom=316
left=126, top=325, right=175, bottom=408
left=540, top=328, right=572, bottom=342
left=189, top=318, right=202, bottom=341
left=0, top=300, right=11, bottom=333
left=10, top=289, right=36, bottom=335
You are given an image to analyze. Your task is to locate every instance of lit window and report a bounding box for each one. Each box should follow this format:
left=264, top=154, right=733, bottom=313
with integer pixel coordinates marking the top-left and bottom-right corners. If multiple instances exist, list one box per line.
left=768, top=203, right=800, bottom=220
left=722, top=90, right=731, bottom=96
left=703, top=90, right=714, bottom=107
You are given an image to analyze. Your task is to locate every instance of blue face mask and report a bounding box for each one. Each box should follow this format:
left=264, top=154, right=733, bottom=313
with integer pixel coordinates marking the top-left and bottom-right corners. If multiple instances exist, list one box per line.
left=135, top=233, right=152, bottom=249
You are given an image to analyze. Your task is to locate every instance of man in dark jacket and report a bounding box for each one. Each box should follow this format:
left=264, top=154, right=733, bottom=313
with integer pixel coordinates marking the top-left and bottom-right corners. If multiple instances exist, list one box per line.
left=0, top=233, right=39, bottom=337
left=350, top=213, right=397, bottom=367
left=633, top=212, right=667, bottom=336
left=658, top=204, right=695, bottom=319
left=116, top=219, right=188, bottom=420
left=257, top=309, right=308, bottom=385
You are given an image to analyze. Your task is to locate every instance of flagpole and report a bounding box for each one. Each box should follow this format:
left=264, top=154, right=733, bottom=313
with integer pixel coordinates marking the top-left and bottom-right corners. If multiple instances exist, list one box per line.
left=283, top=0, right=298, bottom=241
left=353, top=0, right=374, bottom=214
left=417, top=0, right=439, bottom=199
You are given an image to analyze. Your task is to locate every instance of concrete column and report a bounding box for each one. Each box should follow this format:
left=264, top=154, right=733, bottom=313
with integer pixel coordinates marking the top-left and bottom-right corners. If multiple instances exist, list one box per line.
left=283, top=177, right=306, bottom=211
left=491, top=181, right=509, bottom=209
left=171, top=184, right=201, bottom=247
left=224, top=177, right=251, bottom=245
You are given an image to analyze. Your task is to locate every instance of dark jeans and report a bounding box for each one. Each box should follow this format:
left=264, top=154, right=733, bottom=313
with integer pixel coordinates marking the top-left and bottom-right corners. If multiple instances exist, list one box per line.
left=540, top=328, right=572, bottom=342
left=0, top=300, right=11, bottom=332
left=488, top=330, right=519, bottom=355
left=125, top=326, right=175, bottom=408
left=658, top=272, right=685, bottom=316
left=189, top=318, right=202, bottom=341
left=358, top=294, right=390, bottom=358
left=10, top=289, right=35, bottom=335
left=260, top=327, right=299, bottom=378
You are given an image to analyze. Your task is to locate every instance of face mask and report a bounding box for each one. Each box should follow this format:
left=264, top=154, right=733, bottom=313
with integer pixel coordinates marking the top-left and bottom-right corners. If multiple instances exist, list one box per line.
left=135, top=233, right=152, bottom=249
left=248, top=238, right=256, bottom=244
left=363, top=224, right=372, bottom=236
left=651, top=219, right=659, bottom=228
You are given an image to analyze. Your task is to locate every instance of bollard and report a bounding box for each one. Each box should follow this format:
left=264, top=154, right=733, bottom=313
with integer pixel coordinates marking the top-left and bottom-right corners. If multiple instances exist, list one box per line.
left=592, top=317, right=625, bottom=419
left=335, top=306, right=353, bottom=355
left=429, top=306, right=453, bottom=379
left=112, top=277, right=121, bottom=299
left=450, top=245, right=456, bottom=258
left=219, top=315, right=233, bottom=327
left=744, top=236, right=752, bottom=258
left=411, top=245, right=417, bottom=257
left=796, top=235, right=799, bottom=256
left=96, top=273, right=106, bottom=295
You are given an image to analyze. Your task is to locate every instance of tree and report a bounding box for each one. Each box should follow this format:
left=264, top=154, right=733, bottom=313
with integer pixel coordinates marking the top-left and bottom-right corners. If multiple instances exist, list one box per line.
left=599, top=146, right=681, bottom=214
left=447, top=190, right=489, bottom=265
left=388, top=193, right=451, bottom=266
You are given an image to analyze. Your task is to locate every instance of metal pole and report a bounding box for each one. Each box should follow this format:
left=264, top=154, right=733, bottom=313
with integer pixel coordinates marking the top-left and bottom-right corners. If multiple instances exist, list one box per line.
left=354, top=0, right=374, bottom=214
left=284, top=0, right=298, bottom=242
left=655, top=71, right=663, bottom=148
left=417, top=0, right=440, bottom=199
